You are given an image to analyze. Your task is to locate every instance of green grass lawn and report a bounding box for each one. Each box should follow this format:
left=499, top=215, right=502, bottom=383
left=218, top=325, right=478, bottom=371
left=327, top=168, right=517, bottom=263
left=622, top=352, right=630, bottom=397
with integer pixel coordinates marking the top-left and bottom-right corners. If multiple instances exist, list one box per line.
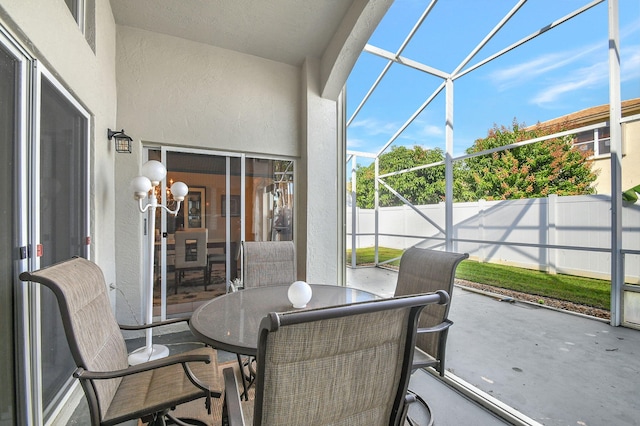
left=347, top=247, right=610, bottom=310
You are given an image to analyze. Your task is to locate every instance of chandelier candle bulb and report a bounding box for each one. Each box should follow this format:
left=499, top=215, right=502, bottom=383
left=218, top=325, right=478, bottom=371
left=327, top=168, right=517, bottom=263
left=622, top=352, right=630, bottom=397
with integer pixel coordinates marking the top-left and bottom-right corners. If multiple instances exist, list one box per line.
left=288, top=281, right=312, bottom=308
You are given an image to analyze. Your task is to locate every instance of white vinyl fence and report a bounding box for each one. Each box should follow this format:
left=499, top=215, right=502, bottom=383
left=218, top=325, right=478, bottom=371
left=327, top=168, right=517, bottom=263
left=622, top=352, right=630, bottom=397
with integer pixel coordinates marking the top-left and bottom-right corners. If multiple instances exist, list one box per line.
left=347, top=194, right=640, bottom=283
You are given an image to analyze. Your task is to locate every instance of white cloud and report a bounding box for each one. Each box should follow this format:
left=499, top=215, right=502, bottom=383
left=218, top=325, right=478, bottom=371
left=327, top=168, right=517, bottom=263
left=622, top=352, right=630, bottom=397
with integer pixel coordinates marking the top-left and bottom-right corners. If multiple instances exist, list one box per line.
left=621, top=45, right=640, bottom=82
left=488, top=18, right=640, bottom=101
left=621, top=17, right=640, bottom=39
left=531, top=44, right=640, bottom=106
left=346, top=137, right=367, bottom=149
left=349, top=117, right=399, bottom=136
left=398, top=119, right=444, bottom=140
left=532, top=61, right=608, bottom=105
left=488, top=43, right=601, bottom=91
left=420, top=124, right=444, bottom=137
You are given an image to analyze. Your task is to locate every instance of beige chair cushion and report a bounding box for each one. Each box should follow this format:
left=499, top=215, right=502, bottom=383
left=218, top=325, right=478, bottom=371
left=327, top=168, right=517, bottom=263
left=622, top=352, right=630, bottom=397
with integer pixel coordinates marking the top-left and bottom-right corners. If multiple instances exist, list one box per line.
left=21, top=257, right=222, bottom=425
left=104, top=347, right=221, bottom=424
left=258, top=309, right=409, bottom=425
left=395, top=247, right=468, bottom=370
left=242, top=241, right=296, bottom=288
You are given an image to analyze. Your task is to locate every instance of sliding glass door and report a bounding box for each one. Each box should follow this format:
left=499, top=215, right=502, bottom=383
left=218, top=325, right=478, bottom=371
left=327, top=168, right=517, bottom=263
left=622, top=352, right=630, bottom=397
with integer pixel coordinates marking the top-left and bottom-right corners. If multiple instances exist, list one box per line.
left=148, top=149, right=294, bottom=316
left=37, top=71, right=90, bottom=419
left=0, top=31, right=26, bottom=426
left=1, top=25, right=90, bottom=424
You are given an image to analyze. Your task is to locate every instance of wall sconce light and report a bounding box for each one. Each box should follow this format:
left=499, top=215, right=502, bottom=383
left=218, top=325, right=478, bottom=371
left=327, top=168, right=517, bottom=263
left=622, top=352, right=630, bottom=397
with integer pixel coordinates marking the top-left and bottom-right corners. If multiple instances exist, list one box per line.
left=107, top=128, right=133, bottom=153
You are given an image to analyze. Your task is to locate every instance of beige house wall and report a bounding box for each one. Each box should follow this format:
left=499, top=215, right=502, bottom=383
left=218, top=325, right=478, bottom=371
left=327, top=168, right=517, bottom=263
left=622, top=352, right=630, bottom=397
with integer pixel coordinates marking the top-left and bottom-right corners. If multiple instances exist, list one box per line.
left=0, top=0, right=119, bottom=291
left=537, top=98, right=640, bottom=196
left=592, top=120, right=640, bottom=195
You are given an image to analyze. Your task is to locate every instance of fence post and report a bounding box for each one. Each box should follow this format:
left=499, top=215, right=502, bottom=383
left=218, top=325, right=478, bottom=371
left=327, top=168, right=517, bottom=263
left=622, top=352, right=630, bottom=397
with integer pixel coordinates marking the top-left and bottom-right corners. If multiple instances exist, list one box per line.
left=351, top=155, right=357, bottom=268
left=548, top=194, right=557, bottom=275
left=479, top=199, right=486, bottom=262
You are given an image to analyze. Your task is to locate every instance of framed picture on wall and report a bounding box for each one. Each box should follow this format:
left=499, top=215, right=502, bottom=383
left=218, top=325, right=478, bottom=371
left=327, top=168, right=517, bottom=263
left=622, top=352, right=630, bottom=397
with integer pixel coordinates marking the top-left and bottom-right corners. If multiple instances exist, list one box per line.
left=184, top=187, right=206, bottom=229
left=221, top=194, right=240, bottom=217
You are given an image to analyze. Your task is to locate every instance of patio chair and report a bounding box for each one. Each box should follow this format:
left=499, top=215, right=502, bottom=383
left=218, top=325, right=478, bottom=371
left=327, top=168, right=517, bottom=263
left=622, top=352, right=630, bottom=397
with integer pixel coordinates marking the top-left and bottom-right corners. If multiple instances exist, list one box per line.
left=236, top=240, right=297, bottom=396
left=241, top=240, right=296, bottom=288
left=19, top=257, right=222, bottom=426
left=174, top=228, right=209, bottom=294
left=222, top=291, right=451, bottom=426
left=394, top=247, right=469, bottom=376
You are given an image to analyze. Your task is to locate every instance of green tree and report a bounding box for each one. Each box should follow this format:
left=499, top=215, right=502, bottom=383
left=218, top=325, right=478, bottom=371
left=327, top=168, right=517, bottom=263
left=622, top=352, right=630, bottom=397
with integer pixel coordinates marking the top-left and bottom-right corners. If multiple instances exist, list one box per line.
left=458, top=120, right=598, bottom=201
left=354, top=146, right=446, bottom=208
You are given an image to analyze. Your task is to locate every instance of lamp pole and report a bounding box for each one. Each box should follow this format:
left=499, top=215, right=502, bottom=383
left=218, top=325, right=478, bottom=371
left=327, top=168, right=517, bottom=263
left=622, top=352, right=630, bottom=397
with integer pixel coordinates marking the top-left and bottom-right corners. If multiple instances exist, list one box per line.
left=128, top=160, right=188, bottom=365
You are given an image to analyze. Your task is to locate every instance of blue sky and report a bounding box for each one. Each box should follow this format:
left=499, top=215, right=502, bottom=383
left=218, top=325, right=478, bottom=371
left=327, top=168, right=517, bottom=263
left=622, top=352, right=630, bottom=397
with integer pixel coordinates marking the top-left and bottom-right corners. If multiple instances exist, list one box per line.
left=346, top=0, right=640, bottom=162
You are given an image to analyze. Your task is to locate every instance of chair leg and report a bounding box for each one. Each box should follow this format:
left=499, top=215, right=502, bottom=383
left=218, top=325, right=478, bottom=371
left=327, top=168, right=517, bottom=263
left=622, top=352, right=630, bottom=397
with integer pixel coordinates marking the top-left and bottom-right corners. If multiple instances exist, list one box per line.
left=235, top=354, right=251, bottom=401
left=404, top=390, right=434, bottom=426
left=203, top=266, right=208, bottom=291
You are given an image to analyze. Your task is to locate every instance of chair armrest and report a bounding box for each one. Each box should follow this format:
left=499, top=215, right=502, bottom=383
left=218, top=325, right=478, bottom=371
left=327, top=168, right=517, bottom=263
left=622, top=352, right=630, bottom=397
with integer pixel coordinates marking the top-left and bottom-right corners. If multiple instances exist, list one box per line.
left=73, top=352, right=211, bottom=380
left=416, top=319, right=453, bottom=376
left=416, top=318, right=453, bottom=335
left=119, top=316, right=190, bottom=331
left=223, top=367, right=245, bottom=426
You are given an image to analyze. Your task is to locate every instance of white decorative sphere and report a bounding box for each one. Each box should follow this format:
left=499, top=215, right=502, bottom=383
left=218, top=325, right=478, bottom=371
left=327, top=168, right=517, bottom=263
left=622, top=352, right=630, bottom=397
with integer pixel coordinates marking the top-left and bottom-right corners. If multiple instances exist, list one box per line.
left=130, top=176, right=152, bottom=200
left=288, top=281, right=312, bottom=308
left=141, top=160, right=167, bottom=185
left=170, top=181, right=189, bottom=201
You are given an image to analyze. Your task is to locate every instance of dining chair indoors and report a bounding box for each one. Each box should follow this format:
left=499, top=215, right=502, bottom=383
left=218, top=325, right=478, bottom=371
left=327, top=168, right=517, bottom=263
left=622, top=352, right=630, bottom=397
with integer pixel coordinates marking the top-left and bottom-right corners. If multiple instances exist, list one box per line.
left=174, top=228, right=209, bottom=294
left=207, top=241, right=239, bottom=287
left=394, top=247, right=469, bottom=376
left=241, top=240, right=296, bottom=288
left=222, top=291, right=451, bottom=426
left=19, top=257, right=223, bottom=426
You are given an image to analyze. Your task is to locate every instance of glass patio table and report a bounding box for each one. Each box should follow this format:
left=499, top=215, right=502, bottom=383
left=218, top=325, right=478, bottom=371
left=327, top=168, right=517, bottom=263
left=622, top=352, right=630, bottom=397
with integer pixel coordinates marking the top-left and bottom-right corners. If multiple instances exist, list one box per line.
left=189, top=284, right=380, bottom=357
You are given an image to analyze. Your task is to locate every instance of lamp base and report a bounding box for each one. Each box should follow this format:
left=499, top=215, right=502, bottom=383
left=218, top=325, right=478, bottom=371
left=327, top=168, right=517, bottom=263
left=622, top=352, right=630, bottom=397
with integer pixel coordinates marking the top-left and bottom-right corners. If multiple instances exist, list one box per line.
left=128, top=344, right=170, bottom=365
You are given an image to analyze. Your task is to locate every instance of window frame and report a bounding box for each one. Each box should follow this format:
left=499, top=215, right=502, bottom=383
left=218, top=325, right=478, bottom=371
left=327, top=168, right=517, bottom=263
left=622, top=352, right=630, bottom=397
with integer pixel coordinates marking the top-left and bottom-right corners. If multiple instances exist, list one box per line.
left=64, top=0, right=85, bottom=33
left=573, top=126, right=611, bottom=158
left=29, top=62, right=91, bottom=424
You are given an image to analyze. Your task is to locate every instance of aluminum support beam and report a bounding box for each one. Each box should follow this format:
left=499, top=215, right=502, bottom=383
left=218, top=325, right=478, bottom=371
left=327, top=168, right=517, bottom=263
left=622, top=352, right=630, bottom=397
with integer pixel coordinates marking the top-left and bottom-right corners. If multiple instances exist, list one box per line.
left=445, top=78, right=454, bottom=252
left=608, top=0, right=622, bottom=326
left=351, top=155, right=357, bottom=269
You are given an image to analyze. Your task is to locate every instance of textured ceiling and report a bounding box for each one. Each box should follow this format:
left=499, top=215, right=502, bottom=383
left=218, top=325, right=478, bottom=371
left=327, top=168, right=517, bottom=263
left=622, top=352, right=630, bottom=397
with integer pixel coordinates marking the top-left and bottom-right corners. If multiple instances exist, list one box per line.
left=109, top=0, right=354, bottom=66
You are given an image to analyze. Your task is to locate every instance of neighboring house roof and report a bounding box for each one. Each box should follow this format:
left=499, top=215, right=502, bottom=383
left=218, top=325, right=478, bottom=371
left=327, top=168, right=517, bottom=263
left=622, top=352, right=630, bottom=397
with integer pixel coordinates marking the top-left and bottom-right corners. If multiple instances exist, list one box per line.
left=536, top=97, right=640, bottom=131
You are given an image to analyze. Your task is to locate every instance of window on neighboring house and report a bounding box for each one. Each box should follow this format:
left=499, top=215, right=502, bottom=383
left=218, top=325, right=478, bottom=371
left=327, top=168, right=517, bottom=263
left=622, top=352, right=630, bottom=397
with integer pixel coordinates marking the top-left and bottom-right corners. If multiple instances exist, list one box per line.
left=573, top=126, right=611, bottom=157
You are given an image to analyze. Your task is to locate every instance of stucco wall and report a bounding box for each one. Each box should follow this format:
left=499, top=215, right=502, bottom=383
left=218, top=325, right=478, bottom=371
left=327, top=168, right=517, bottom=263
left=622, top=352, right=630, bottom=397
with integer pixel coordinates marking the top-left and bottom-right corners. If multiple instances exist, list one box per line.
left=114, top=26, right=300, bottom=155
left=113, top=26, right=344, bottom=322
left=0, top=0, right=119, bottom=291
left=301, top=57, right=340, bottom=284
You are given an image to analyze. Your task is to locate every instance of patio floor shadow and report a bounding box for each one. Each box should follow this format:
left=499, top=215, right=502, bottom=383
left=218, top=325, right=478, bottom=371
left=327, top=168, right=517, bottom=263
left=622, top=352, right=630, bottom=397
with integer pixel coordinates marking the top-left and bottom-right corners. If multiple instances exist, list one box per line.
left=347, top=266, right=640, bottom=426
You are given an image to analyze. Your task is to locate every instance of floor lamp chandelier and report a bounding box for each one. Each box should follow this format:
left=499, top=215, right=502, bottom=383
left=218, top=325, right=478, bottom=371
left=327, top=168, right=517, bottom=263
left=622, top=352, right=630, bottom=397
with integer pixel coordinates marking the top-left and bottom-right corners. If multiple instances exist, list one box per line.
left=128, top=160, right=188, bottom=365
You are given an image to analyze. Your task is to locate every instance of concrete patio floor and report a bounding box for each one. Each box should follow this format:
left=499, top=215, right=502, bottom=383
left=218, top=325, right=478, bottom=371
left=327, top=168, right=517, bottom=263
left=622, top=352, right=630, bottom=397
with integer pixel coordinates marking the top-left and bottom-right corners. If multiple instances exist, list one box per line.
left=347, top=266, right=640, bottom=426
